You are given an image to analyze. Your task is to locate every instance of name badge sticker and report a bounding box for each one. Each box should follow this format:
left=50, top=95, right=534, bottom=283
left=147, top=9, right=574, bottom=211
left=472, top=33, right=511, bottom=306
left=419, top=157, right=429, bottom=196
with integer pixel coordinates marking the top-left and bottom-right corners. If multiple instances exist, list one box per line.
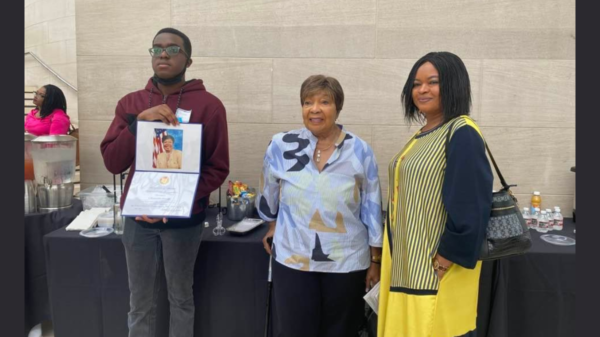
left=175, top=108, right=192, bottom=123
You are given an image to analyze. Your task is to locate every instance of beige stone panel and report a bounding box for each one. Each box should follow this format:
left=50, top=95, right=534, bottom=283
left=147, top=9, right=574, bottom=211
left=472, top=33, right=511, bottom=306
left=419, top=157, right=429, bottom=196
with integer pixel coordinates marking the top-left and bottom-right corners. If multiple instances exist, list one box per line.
left=216, top=123, right=294, bottom=205
left=272, top=59, right=411, bottom=126
left=24, top=44, right=38, bottom=54
left=479, top=60, right=575, bottom=128
left=186, top=58, right=273, bottom=124
left=180, top=25, right=376, bottom=58
left=273, top=59, right=482, bottom=125
left=172, top=0, right=375, bottom=26
left=50, top=63, right=78, bottom=87
left=371, top=125, right=421, bottom=206
left=481, top=127, right=575, bottom=196
left=341, top=125, right=373, bottom=146
left=76, top=0, right=171, bottom=56
left=48, top=16, right=76, bottom=43
left=25, top=0, right=41, bottom=7
left=79, top=120, right=117, bottom=186
left=25, top=23, right=48, bottom=48
left=378, top=0, right=574, bottom=29
left=66, top=0, right=76, bottom=16
left=25, top=1, right=42, bottom=27
left=227, top=123, right=297, bottom=190
left=77, top=56, right=153, bottom=121
left=464, top=59, right=484, bottom=122
left=376, top=28, right=575, bottom=60
left=39, top=0, right=71, bottom=24
left=78, top=56, right=272, bottom=123
left=25, top=0, right=76, bottom=28
left=34, top=39, right=77, bottom=66
left=25, top=66, right=52, bottom=90
left=25, top=54, right=42, bottom=71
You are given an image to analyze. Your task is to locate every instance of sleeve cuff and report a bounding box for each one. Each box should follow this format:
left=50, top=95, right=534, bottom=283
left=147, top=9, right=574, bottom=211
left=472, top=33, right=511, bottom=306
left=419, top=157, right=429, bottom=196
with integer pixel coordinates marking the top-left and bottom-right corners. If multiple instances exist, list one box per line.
left=127, top=114, right=137, bottom=136
left=437, top=232, right=478, bottom=269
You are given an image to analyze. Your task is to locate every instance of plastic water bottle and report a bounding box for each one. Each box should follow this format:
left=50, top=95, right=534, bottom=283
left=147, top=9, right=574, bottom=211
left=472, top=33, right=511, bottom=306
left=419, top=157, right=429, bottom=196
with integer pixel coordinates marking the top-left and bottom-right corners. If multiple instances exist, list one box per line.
left=537, top=210, right=548, bottom=233
left=522, top=207, right=532, bottom=228
left=553, top=206, right=564, bottom=231
left=531, top=191, right=542, bottom=213
left=545, top=209, right=554, bottom=231
left=530, top=207, right=539, bottom=230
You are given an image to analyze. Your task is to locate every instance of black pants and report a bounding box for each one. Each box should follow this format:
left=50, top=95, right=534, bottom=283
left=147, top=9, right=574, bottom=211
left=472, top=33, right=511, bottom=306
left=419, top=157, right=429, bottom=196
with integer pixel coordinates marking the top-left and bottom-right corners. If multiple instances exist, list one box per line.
left=272, top=260, right=368, bottom=337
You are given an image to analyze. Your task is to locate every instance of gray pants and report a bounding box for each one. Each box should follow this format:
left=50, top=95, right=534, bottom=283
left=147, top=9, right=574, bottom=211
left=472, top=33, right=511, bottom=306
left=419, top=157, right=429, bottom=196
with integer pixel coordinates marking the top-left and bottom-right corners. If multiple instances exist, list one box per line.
left=122, top=218, right=203, bottom=337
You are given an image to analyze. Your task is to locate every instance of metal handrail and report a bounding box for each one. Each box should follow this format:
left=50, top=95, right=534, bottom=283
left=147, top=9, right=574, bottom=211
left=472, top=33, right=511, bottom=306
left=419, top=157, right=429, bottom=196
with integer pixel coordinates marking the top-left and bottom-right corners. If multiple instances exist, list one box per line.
left=24, top=51, right=78, bottom=92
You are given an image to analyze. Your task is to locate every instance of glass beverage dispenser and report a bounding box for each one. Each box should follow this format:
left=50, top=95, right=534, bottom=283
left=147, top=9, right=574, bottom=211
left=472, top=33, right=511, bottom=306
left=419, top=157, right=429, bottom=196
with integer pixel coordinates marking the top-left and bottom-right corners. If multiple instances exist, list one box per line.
left=24, top=133, right=37, bottom=214
left=30, top=135, right=77, bottom=212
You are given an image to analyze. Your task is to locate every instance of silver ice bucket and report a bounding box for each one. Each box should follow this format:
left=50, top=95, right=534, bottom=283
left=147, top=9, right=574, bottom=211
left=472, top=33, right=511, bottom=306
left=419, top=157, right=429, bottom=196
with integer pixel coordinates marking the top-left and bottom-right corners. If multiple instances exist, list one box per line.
left=25, top=181, right=37, bottom=214
left=226, top=189, right=256, bottom=221
left=37, top=182, right=74, bottom=213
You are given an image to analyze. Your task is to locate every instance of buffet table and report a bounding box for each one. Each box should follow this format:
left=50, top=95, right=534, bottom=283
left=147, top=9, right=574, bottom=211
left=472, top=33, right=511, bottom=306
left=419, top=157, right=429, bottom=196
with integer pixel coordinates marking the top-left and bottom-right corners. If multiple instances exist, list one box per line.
left=25, top=199, right=82, bottom=336
left=44, top=208, right=271, bottom=337
left=43, top=209, right=575, bottom=337
left=477, top=219, right=576, bottom=337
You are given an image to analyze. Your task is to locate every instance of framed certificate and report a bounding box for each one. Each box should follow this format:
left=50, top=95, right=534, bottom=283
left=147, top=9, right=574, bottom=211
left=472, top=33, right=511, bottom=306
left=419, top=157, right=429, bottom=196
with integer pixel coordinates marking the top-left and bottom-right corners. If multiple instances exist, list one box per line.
left=122, top=121, right=202, bottom=218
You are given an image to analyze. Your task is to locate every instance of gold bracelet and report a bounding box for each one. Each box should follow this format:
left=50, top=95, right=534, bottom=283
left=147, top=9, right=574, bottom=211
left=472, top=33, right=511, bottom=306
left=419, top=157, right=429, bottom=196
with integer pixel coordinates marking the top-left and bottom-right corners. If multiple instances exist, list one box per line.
left=432, top=258, right=450, bottom=272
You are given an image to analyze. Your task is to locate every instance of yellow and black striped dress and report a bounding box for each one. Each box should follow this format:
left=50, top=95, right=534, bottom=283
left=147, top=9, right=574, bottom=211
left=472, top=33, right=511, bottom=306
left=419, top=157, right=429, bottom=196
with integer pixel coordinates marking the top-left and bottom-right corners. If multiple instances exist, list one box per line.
left=378, top=116, right=493, bottom=337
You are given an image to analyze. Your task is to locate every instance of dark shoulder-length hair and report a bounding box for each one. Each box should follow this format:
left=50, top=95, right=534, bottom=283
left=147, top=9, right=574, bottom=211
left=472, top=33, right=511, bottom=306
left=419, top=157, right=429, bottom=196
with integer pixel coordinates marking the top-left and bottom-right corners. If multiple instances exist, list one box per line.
left=401, top=52, right=471, bottom=124
left=39, top=84, right=68, bottom=118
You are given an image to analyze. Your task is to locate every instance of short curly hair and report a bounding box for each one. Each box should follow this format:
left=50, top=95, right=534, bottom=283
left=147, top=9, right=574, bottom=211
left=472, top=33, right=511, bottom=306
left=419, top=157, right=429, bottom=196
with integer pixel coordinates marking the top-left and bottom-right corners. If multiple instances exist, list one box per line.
left=300, top=75, right=345, bottom=115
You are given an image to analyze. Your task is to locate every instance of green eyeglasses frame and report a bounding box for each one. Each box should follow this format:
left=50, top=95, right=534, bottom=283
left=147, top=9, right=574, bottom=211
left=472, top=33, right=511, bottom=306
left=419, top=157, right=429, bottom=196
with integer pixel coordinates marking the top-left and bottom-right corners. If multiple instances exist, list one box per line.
left=148, top=46, right=189, bottom=58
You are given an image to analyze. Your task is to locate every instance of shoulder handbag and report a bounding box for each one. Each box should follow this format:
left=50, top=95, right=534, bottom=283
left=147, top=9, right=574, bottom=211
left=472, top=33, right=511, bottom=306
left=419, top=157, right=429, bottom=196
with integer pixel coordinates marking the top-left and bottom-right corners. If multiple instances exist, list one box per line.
left=445, top=118, right=532, bottom=261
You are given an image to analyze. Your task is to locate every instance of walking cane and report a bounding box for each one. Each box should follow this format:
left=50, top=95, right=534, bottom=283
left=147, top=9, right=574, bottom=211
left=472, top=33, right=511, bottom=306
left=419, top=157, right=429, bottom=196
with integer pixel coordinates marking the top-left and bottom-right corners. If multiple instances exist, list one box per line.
left=264, top=248, right=273, bottom=337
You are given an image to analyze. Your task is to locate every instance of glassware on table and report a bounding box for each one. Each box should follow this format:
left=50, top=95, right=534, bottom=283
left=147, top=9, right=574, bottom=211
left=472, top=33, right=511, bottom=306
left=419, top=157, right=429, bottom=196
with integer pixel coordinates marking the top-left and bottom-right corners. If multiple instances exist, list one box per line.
left=113, top=203, right=124, bottom=235
left=213, top=209, right=226, bottom=236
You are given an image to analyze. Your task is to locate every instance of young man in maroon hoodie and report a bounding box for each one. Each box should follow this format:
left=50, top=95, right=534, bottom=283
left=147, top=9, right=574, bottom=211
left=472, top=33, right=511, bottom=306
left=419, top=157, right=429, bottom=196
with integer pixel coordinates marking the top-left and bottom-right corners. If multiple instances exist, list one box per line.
left=100, top=27, right=229, bottom=337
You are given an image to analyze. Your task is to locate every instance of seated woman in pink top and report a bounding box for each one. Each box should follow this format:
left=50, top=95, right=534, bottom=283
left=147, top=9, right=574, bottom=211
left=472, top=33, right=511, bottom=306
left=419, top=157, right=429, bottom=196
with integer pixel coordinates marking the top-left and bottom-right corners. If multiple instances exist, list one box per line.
left=25, top=84, right=70, bottom=136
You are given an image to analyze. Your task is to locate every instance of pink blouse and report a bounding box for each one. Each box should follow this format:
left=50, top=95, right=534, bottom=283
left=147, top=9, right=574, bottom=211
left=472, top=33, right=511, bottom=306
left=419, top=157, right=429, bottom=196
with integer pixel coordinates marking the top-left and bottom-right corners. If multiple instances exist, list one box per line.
left=24, top=108, right=70, bottom=136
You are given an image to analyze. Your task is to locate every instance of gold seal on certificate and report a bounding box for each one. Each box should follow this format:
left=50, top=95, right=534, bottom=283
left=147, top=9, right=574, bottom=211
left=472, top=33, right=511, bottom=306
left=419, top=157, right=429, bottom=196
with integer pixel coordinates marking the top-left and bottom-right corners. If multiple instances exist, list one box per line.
left=122, top=121, right=203, bottom=218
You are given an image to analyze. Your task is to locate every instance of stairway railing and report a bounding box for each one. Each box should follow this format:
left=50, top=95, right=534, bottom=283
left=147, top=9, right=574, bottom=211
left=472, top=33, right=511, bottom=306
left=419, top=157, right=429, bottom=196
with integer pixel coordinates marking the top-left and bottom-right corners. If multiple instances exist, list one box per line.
left=25, top=51, right=78, bottom=92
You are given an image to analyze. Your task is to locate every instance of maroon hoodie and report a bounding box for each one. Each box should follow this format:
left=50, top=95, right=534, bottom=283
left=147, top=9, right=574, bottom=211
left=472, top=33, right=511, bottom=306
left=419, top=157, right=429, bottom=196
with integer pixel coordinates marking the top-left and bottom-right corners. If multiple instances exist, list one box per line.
left=100, top=78, right=229, bottom=228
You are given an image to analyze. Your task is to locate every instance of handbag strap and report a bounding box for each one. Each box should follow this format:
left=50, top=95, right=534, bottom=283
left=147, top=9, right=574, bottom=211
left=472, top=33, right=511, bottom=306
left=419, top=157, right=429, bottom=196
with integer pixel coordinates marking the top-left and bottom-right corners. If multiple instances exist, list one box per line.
left=445, top=117, right=511, bottom=190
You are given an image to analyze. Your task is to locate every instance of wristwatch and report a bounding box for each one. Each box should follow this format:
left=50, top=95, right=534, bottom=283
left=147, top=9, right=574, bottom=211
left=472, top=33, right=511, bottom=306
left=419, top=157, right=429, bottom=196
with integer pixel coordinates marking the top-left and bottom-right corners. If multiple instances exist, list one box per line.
left=432, top=258, right=449, bottom=272
left=371, top=255, right=382, bottom=264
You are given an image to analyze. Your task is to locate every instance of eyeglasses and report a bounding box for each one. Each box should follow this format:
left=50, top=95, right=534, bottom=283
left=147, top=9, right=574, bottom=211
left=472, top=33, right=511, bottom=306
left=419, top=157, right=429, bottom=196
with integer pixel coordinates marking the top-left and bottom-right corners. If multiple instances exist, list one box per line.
left=32, top=91, right=45, bottom=98
left=148, top=46, right=188, bottom=58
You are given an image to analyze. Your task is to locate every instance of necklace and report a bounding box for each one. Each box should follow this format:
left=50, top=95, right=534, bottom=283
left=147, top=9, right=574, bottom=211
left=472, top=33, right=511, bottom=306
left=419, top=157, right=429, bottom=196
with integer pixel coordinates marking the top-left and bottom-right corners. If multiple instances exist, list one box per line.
left=316, top=143, right=336, bottom=163
left=315, top=128, right=341, bottom=163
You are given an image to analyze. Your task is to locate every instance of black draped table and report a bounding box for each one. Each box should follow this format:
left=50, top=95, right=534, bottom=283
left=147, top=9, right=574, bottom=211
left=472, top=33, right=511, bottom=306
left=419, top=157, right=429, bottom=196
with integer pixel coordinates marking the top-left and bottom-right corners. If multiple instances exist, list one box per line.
left=477, top=219, right=576, bottom=337
left=44, top=209, right=575, bottom=337
left=44, top=208, right=271, bottom=337
left=25, top=199, right=82, bottom=336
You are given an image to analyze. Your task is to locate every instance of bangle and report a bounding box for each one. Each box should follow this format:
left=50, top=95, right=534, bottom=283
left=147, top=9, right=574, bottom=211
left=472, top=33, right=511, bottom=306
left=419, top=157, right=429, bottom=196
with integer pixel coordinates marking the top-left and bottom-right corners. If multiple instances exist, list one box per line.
left=371, top=260, right=381, bottom=265
left=371, top=255, right=382, bottom=264
left=432, top=258, right=450, bottom=272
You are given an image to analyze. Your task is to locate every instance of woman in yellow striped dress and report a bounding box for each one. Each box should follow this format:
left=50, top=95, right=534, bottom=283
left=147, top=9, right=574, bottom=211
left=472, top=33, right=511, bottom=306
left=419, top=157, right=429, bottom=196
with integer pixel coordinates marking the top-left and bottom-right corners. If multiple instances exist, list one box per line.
left=378, top=52, right=493, bottom=337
